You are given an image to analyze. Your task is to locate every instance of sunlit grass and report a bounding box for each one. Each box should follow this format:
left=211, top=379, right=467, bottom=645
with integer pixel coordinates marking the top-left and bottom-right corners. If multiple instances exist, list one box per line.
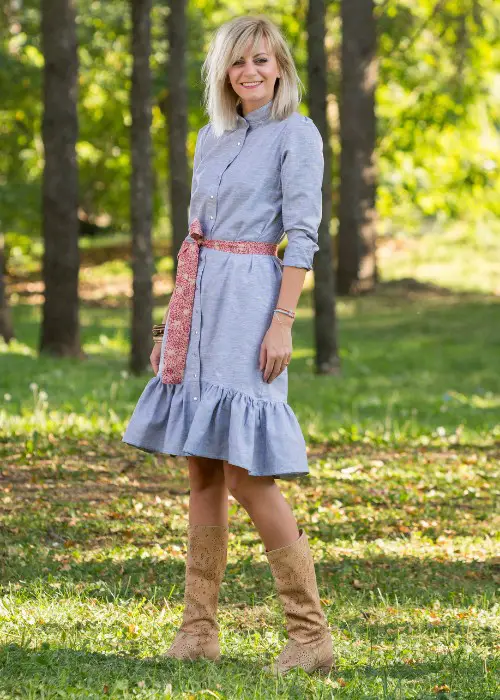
left=379, top=219, right=500, bottom=294
left=0, top=222, right=499, bottom=697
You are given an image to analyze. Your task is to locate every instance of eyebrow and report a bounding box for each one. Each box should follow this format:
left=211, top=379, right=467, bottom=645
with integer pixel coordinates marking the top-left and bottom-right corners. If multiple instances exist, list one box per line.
left=236, top=52, right=269, bottom=58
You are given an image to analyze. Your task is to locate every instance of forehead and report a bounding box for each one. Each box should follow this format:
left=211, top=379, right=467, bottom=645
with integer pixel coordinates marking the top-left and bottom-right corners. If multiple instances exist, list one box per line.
left=239, top=36, right=272, bottom=56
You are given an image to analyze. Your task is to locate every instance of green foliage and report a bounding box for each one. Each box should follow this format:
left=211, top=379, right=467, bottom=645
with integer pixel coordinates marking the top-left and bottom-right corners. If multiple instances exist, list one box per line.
left=377, top=0, right=500, bottom=228
left=0, top=0, right=499, bottom=244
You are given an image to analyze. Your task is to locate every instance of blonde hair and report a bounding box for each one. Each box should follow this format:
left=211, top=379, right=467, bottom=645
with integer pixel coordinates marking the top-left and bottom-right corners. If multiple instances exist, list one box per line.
left=201, top=16, right=303, bottom=138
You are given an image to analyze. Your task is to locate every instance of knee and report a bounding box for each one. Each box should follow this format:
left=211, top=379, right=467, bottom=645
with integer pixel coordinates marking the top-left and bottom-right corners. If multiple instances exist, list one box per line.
left=188, top=456, right=225, bottom=493
left=223, top=462, right=274, bottom=506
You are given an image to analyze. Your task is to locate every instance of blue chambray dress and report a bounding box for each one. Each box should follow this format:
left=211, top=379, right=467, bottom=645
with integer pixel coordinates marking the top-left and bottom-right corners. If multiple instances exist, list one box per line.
left=122, top=98, right=324, bottom=479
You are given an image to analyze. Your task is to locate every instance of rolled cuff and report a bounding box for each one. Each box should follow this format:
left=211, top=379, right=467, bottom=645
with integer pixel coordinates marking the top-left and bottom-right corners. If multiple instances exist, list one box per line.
left=282, top=230, right=320, bottom=270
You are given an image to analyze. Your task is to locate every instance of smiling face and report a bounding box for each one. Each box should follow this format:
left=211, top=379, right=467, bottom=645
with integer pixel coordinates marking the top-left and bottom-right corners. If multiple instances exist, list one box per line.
left=227, top=36, right=280, bottom=116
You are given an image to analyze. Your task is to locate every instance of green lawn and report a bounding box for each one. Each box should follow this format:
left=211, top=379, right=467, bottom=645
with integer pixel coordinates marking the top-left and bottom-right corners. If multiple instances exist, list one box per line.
left=0, top=225, right=499, bottom=698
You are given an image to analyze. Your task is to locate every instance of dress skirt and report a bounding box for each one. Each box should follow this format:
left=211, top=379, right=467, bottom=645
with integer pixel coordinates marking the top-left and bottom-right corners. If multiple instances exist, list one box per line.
left=121, top=244, right=310, bottom=480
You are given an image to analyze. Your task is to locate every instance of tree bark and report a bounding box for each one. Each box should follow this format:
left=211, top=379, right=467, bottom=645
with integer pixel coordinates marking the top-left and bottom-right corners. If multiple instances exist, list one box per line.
left=338, top=0, right=378, bottom=295
left=40, top=0, right=81, bottom=356
left=307, top=0, right=340, bottom=373
left=166, top=0, right=189, bottom=279
left=0, top=235, right=14, bottom=343
left=130, top=0, right=154, bottom=375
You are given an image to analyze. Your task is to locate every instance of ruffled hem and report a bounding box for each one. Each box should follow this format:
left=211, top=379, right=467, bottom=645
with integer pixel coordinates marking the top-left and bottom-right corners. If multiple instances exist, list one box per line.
left=121, top=376, right=310, bottom=479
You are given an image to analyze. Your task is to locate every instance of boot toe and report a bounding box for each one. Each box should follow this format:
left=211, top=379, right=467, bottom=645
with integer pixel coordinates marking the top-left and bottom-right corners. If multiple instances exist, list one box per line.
left=263, top=634, right=335, bottom=676
left=163, top=630, right=220, bottom=661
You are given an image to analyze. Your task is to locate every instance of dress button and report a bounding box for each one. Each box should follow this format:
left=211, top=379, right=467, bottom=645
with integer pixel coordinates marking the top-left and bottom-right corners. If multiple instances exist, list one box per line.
left=193, top=397, right=198, bottom=401
left=210, top=215, right=214, bottom=219
left=210, top=195, right=214, bottom=198
left=195, top=330, right=198, bottom=334
left=194, top=374, right=197, bottom=378
left=237, top=141, right=241, bottom=145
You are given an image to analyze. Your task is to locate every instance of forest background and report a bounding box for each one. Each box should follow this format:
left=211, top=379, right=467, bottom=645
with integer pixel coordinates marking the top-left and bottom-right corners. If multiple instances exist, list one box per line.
left=0, top=1, right=499, bottom=698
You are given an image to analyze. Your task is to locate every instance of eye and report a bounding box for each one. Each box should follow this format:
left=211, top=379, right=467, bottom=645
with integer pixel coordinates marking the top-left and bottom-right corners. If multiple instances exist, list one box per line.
left=233, top=58, right=268, bottom=65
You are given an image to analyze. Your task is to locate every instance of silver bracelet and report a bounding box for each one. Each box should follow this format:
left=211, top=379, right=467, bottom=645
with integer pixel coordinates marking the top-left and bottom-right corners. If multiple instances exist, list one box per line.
left=273, top=309, right=294, bottom=319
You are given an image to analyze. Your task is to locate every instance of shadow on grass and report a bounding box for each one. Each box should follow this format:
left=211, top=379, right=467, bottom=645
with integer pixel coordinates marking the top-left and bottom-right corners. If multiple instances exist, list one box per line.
left=0, top=643, right=266, bottom=695
left=0, top=643, right=495, bottom=698
left=0, top=550, right=497, bottom=609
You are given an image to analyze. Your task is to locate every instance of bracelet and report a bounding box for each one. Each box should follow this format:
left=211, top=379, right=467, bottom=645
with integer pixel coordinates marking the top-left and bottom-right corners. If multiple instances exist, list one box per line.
left=274, top=307, right=295, bottom=319
left=153, top=323, right=165, bottom=337
left=273, top=309, right=295, bottom=326
left=273, top=312, right=293, bottom=330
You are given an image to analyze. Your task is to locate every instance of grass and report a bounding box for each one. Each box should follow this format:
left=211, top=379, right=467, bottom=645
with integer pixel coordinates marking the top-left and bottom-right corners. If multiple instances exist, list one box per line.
left=0, top=222, right=499, bottom=698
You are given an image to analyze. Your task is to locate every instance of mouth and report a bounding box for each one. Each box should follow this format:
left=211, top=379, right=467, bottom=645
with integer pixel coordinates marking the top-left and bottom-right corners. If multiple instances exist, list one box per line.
left=240, top=81, right=263, bottom=89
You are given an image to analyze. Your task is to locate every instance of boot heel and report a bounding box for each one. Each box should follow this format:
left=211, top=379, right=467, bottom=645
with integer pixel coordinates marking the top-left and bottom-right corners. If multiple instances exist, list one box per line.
left=316, top=660, right=334, bottom=675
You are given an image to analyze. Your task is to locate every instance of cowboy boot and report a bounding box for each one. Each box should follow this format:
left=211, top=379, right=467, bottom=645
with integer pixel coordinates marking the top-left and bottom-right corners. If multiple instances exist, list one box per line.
left=163, top=523, right=229, bottom=661
left=263, top=528, right=335, bottom=676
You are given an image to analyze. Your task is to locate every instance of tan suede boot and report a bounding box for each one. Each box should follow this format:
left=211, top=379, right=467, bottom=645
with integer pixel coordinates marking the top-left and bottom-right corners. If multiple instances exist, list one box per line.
left=162, top=523, right=229, bottom=661
left=263, top=528, right=335, bottom=676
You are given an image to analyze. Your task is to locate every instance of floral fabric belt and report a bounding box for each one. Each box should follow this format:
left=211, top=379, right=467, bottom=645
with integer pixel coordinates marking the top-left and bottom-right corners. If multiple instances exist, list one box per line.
left=161, top=218, right=279, bottom=385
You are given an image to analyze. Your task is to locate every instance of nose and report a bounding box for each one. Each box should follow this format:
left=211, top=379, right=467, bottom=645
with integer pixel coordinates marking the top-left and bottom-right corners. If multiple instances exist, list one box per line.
left=240, top=59, right=260, bottom=75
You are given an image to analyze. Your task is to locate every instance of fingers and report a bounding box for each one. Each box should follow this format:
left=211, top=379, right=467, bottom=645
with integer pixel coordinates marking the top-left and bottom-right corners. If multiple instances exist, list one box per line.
left=151, top=344, right=161, bottom=374
left=263, top=352, right=291, bottom=383
left=259, top=345, right=266, bottom=372
left=279, top=353, right=291, bottom=376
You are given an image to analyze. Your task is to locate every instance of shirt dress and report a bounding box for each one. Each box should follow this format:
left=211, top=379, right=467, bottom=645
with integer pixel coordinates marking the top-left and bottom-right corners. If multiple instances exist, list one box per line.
left=121, top=98, right=324, bottom=479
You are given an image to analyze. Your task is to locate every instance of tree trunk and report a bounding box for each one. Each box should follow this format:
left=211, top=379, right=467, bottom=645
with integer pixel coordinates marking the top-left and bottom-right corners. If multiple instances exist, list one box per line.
left=0, top=235, right=14, bottom=343
left=337, top=0, right=378, bottom=295
left=40, top=0, right=81, bottom=356
left=130, top=0, right=154, bottom=375
left=166, top=0, right=189, bottom=279
left=307, top=0, right=340, bottom=373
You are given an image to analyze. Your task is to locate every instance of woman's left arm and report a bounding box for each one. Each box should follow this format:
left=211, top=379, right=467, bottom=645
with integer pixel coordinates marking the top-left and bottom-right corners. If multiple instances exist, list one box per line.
left=259, top=117, right=324, bottom=383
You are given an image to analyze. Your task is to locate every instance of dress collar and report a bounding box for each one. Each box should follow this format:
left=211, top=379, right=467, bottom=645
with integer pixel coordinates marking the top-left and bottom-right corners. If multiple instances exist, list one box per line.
left=236, top=99, right=273, bottom=127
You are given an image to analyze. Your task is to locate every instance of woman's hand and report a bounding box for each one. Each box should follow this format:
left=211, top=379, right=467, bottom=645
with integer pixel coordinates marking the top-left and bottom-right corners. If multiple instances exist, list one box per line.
left=259, top=314, right=293, bottom=383
left=150, top=342, right=162, bottom=374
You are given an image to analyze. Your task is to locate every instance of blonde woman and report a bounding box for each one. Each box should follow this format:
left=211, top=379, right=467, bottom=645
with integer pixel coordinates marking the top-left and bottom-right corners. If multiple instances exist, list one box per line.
left=122, top=15, right=334, bottom=676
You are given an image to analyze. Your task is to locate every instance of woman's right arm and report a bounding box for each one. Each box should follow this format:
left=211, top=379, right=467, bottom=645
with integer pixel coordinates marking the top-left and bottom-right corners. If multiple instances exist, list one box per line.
left=162, top=302, right=170, bottom=324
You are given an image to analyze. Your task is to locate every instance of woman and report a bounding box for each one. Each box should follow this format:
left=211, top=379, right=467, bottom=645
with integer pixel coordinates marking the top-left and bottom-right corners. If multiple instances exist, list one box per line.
left=122, top=15, right=334, bottom=676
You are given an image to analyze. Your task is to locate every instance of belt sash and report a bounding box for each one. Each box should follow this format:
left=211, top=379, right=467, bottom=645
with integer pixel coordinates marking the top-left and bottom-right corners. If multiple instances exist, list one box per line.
left=161, top=218, right=279, bottom=385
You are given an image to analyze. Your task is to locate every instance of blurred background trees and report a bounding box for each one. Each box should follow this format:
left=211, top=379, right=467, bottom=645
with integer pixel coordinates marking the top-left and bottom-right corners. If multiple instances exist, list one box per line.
left=1, top=0, right=499, bottom=367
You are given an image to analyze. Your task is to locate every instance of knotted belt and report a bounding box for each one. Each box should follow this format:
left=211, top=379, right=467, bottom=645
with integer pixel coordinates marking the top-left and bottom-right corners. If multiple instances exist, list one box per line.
left=161, top=218, right=279, bottom=385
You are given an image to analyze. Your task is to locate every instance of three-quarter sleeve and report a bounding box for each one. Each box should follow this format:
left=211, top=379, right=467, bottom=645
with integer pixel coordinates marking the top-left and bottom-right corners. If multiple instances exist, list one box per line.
left=280, top=117, right=324, bottom=270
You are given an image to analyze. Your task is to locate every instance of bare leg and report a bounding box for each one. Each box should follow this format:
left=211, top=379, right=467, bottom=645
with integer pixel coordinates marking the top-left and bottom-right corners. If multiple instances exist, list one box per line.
left=187, top=456, right=229, bottom=527
left=222, top=462, right=299, bottom=551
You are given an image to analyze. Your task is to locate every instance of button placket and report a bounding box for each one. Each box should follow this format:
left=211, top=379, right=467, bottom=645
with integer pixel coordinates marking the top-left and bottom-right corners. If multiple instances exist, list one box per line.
left=190, top=127, right=247, bottom=405
left=209, top=128, right=247, bottom=232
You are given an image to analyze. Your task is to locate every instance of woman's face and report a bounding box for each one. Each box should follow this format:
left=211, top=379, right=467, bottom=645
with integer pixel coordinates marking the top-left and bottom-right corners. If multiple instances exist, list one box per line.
left=227, top=37, right=280, bottom=115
